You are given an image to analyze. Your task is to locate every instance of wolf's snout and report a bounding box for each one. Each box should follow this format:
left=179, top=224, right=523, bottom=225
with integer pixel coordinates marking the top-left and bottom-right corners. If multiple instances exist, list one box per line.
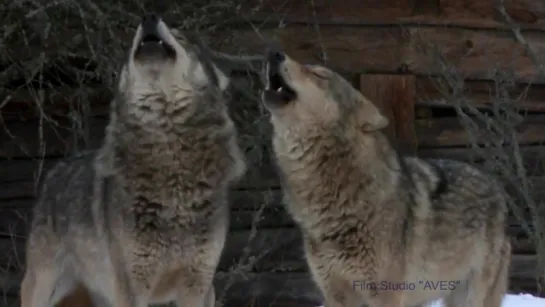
left=266, top=48, right=286, bottom=67
left=133, top=13, right=176, bottom=61
left=263, top=48, right=296, bottom=106
left=141, top=14, right=160, bottom=38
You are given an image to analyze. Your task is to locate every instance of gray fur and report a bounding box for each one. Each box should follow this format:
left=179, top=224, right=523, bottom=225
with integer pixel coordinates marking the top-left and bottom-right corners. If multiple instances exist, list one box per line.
left=262, top=52, right=510, bottom=307
left=21, top=17, right=246, bottom=307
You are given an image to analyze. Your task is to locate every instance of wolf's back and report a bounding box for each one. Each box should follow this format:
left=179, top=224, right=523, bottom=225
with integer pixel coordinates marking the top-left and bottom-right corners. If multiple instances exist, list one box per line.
left=404, top=157, right=508, bottom=239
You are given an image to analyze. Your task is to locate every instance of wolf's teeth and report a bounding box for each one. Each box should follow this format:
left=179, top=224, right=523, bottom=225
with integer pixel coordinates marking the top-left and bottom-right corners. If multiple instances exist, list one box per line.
left=277, top=87, right=283, bottom=92
left=140, top=42, right=144, bottom=46
left=159, top=40, right=163, bottom=45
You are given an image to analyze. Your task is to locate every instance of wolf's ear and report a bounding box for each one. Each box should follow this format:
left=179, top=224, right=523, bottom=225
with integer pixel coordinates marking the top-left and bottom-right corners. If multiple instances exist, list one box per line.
left=361, top=98, right=389, bottom=132
left=213, top=64, right=230, bottom=91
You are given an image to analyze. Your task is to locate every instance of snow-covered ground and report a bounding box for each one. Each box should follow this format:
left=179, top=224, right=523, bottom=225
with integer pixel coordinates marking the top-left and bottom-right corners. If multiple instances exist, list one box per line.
left=426, top=293, right=545, bottom=306
left=315, top=293, right=545, bottom=307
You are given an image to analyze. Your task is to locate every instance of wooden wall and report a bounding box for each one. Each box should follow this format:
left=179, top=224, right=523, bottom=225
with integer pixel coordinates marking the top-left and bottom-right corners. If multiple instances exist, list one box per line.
left=2, top=1, right=545, bottom=306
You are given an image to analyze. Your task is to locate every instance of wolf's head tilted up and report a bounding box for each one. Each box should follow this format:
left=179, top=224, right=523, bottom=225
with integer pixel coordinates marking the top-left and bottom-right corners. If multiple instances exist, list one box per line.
left=262, top=48, right=389, bottom=142
left=98, top=14, right=245, bottom=184
left=119, top=14, right=229, bottom=99
left=259, top=49, right=510, bottom=307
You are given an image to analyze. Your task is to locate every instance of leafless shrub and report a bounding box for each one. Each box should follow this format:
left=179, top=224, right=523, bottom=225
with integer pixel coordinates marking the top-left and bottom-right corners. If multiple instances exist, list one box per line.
left=413, top=2, right=545, bottom=294
left=4, top=0, right=545, bottom=305
left=0, top=0, right=301, bottom=305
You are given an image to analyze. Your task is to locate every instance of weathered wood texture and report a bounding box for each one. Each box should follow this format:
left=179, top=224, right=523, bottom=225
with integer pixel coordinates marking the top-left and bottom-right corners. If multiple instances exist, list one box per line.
left=4, top=78, right=545, bottom=122
left=4, top=81, right=545, bottom=158
left=415, top=78, right=545, bottom=112
left=4, top=5, right=545, bottom=91
left=3, top=1, right=545, bottom=305
left=212, top=26, right=545, bottom=83
left=416, top=114, right=545, bottom=147
left=240, top=0, right=545, bottom=30
left=360, top=74, right=418, bottom=152
left=2, top=88, right=545, bottom=304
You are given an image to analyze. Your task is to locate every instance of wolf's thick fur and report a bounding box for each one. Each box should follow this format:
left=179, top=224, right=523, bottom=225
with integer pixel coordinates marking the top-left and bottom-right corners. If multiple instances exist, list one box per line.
left=261, top=50, right=510, bottom=307
left=21, top=15, right=246, bottom=307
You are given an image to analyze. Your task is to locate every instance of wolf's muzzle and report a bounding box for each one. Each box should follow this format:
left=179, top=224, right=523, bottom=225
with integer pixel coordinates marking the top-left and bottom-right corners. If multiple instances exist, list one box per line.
left=263, top=48, right=296, bottom=106
left=134, top=13, right=176, bottom=60
left=266, top=48, right=286, bottom=71
left=141, top=14, right=160, bottom=38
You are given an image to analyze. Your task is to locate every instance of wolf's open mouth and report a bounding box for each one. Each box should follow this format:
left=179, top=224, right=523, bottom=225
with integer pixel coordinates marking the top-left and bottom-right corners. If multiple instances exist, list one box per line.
left=135, top=33, right=176, bottom=59
left=264, top=64, right=297, bottom=105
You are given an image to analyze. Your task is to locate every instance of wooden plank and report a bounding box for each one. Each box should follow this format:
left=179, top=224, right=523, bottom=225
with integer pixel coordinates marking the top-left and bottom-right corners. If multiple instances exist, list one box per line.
left=0, top=168, right=282, bottom=210
left=415, top=78, right=545, bottom=112
left=0, top=117, right=108, bottom=158
left=0, top=157, right=280, bottom=192
left=359, top=74, right=417, bottom=152
left=0, top=86, right=112, bottom=121
left=418, top=146, right=545, bottom=176
left=0, top=296, right=18, bottom=307
left=215, top=25, right=545, bottom=83
left=0, top=111, right=271, bottom=160
left=0, top=90, right=278, bottom=191
left=239, top=0, right=545, bottom=30
left=0, top=125, right=280, bottom=190
left=6, top=77, right=545, bottom=123
left=2, top=144, right=545, bottom=194
left=415, top=114, right=545, bottom=147
left=508, top=278, right=542, bottom=296
left=0, top=158, right=62, bottom=183
left=0, top=72, right=264, bottom=121
left=0, top=159, right=280, bottom=197
left=0, top=181, right=40, bottom=200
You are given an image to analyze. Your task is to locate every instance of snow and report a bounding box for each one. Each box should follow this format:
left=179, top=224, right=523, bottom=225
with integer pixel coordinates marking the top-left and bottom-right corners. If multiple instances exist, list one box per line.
left=426, top=294, right=545, bottom=307
left=314, top=293, right=545, bottom=307
left=498, top=294, right=545, bottom=307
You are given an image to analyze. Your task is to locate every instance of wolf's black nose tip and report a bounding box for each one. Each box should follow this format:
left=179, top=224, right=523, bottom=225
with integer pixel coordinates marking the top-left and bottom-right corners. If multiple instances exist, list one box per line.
left=142, top=13, right=158, bottom=23
left=141, top=13, right=159, bottom=29
left=267, top=48, right=285, bottom=64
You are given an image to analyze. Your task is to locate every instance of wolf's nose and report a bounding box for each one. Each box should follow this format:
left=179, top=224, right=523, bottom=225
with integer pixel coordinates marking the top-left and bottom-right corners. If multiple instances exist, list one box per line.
left=141, top=13, right=160, bottom=31
left=266, top=48, right=286, bottom=64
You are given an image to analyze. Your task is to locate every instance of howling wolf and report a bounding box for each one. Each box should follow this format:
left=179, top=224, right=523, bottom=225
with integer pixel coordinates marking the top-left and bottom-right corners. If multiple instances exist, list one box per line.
left=21, top=14, right=246, bottom=307
left=261, top=48, right=511, bottom=307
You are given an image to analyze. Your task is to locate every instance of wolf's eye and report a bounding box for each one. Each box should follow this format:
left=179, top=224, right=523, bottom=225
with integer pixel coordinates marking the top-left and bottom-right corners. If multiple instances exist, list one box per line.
left=306, top=66, right=329, bottom=80
left=312, top=71, right=329, bottom=80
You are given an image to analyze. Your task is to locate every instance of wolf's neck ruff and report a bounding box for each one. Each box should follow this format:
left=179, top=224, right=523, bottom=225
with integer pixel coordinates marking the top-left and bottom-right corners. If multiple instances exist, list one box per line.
left=94, top=15, right=240, bottom=200
left=275, top=131, right=401, bottom=227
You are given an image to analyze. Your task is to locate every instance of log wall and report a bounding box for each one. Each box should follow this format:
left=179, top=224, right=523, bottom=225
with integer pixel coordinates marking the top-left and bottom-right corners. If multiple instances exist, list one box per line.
left=2, top=1, right=545, bottom=306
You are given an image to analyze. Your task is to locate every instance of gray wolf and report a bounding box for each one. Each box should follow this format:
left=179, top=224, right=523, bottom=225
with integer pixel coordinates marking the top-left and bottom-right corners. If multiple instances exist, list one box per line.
left=261, top=48, right=511, bottom=307
left=21, top=14, right=246, bottom=307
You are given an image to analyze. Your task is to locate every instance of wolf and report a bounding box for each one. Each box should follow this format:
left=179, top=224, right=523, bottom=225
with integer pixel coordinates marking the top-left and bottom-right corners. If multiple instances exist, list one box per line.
left=20, top=14, right=246, bottom=307
left=261, top=48, right=511, bottom=307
